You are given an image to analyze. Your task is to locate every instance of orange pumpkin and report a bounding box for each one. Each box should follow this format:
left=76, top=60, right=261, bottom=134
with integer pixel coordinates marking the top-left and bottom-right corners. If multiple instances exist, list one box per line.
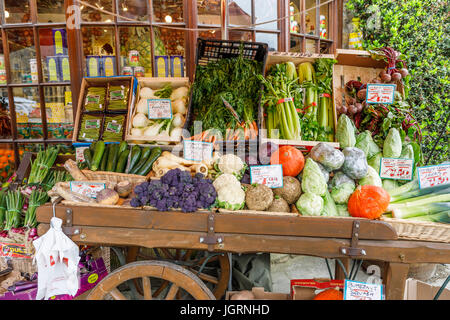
left=348, top=185, right=390, bottom=220
left=313, top=288, right=343, bottom=300
left=270, top=146, right=305, bottom=176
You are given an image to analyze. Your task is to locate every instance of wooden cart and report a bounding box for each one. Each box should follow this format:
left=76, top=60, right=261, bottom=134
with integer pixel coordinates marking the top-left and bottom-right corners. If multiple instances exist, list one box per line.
left=35, top=203, right=450, bottom=300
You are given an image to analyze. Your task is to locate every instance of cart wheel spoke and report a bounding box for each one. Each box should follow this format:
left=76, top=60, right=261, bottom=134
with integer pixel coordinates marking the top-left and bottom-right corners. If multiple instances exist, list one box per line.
left=110, top=288, right=127, bottom=300
left=189, top=268, right=219, bottom=285
left=182, top=249, right=194, bottom=261
left=142, top=277, right=152, bottom=300
left=152, top=280, right=169, bottom=298
left=165, top=284, right=179, bottom=300
left=161, top=248, right=176, bottom=260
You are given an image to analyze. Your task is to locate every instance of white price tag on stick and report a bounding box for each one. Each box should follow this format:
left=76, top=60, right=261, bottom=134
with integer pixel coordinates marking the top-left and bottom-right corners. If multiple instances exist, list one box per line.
left=366, top=83, right=396, bottom=104
left=183, top=140, right=213, bottom=162
left=417, top=164, right=450, bottom=189
left=344, top=280, right=383, bottom=300
left=379, top=158, right=414, bottom=181
left=250, top=165, right=283, bottom=189
left=147, top=99, right=172, bottom=119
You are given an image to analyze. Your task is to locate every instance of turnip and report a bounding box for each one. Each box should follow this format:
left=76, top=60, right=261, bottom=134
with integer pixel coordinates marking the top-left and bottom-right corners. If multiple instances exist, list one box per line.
left=391, top=72, right=402, bottom=81
left=399, top=68, right=409, bottom=78
left=355, top=103, right=363, bottom=113
left=348, top=105, right=357, bottom=115
left=357, top=89, right=367, bottom=100
left=381, top=73, right=391, bottom=83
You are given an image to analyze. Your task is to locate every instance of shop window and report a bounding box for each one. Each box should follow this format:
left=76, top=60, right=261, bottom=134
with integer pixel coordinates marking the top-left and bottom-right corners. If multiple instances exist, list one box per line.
left=255, top=32, right=278, bottom=51
left=254, top=0, right=278, bottom=30
left=39, top=28, right=70, bottom=83
left=119, top=26, right=152, bottom=77
left=7, top=28, right=36, bottom=84
left=197, top=0, right=221, bottom=25
left=0, top=88, right=11, bottom=139
left=319, top=0, right=329, bottom=39
left=44, top=86, right=73, bottom=140
left=229, top=30, right=252, bottom=42
left=198, top=29, right=222, bottom=40
left=0, top=144, right=15, bottom=181
left=13, top=87, right=42, bottom=139
left=81, top=0, right=114, bottom=22
left=152, top=0, right=184, bottom=23
left=118, top=0, right=149, bottom=22
left=37, top=0, right=66, bottom=23
left=81, top=27, right=116, bottom=77
left=4, top=0, right=31, bottom=24
left=153, top=27, right=186, bottom=77
left=228, top=0, right=252, bottom=27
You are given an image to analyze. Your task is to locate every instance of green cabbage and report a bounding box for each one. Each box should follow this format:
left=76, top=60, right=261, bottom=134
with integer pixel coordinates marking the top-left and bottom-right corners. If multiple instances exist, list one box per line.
left=359, top=166, right=382, bottom=187
left=336, top=114, right=356, bottom=149
left=368, top=152, right=382, bottom=174
left=301, top=158, right=328, bottom=196
left=355, top=130, right=381, bottom=159
left=336, top=204, right=350, bottom=217
left=383, top=128, right=402, bottom=158
left=400, top=144, right=414, bottom=160
left=331, top=182, right=355, bottom=204
left=296, top=192, right=324, bottom=216
left=321, top=189, right=338, bottom=217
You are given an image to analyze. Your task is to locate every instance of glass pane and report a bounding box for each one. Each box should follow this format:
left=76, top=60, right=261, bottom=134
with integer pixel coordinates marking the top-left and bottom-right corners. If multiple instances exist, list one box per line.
left=119, top=27, right=152, bottom=76
left=18, top=143, right=44, bottom=155
left=319, top=0, right=329, bottom=39
left=13, top=87, right=43, bottom=139
left=198, top=29, right=222, bottom=40
left=152, top=0, right=184, bottom=23
left=153, top=27, right=186, bottom=77
left=255, top=33, right=278, bottom=51
left=306, top=38, right=317, bottom=53
left=320, top=41, right=331, bottom=54
left=81, top=0, right=114, bottom=22
left=290, top=35, right=303, bottom=52
left=81, top=27, right=117, bottom=77
left=197, top=0, right=221, bottom=25
left=39, top=28, right=70, bottom=83
left=289, top=1, right=301, bottom=34
left=305, top=0, right=317, bottom=35
left=0, top=88, right=12, bottom=139
left=228, top=0, right=252, bottom=27
left=47, top=143, right=75, bottom=156
left=7, top=29, right=36, bottom=84
left=4, top=0, right=31, bottom=24
left=118, top=0, right=149, bottom=22
left=37, top=0, right=65, bottom=23
left=255, top=0, right=278, bottom=30
left=44, top=86, right=73, bottom=140
left=229, top=30, right=253, bottom=42
left=0, top=32, right=6, bottom=85
left=0, top=144, right=15, bottom=182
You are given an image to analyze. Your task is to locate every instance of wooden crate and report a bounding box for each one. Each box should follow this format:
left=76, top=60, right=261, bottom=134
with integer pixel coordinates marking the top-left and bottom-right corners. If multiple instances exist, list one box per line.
left=72, top=76, right=135, bottom=144
left=125, top=77, right=190, bottom=145
left=260, top=52, right=340, bottom=151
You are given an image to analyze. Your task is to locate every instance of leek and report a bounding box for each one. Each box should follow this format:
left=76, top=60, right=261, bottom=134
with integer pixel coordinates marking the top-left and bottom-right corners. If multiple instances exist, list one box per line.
left=406, top=210, right=449, bottom=224
left=390, top=184, right=449, bottom=203
left=391, top=202, right=450, bottom=219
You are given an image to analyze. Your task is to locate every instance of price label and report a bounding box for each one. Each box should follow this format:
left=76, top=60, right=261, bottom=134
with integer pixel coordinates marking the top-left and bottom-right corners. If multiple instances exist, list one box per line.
left=417, top=164, right=450, bottom=189
left=75, top=147, right=89, bottom=163
left=366, top=83, right=396, bottom=104
left=147, top=99, right=172, bottom=119
left=69, top=181, right=106, bottom=199
left=379, top=158, right=414, bottom=181
left=250, top=165, right=283, bottom=189
left=344, top=280, right=383, bottom=300
left=183, top=140, right=213, bottom=162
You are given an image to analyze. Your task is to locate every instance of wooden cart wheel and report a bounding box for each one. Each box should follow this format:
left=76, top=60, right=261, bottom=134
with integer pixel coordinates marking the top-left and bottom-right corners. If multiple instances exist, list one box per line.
left=134, top=248, right=230, bottom=299
left=87, top=260, right=216, bottom=300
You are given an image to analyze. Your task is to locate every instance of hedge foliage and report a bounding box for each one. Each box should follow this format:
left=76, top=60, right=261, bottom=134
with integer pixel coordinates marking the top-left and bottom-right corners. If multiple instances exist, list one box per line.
left=345, top=0, right=449, bottom=164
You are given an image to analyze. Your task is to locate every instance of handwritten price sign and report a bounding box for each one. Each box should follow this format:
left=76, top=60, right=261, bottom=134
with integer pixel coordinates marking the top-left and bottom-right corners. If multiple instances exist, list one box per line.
left=344, top=280, right=383, bottom=300
left=147, top=99, right=172, bottom=119
left=183, top=140, right=213, bottom=162
left=250, top=165, right=283, bottom=188
left=366, top=84, right=396, bottom=104
left=417, top=164, right=450, bottom=189
left=379, top=158, right=414, bottom=181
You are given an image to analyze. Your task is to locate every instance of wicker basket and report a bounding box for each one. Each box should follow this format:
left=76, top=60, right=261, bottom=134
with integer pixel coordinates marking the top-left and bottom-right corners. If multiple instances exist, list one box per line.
left=81, top=170, right=150, bottom=186
left=381, top=217, right=450, bottom=243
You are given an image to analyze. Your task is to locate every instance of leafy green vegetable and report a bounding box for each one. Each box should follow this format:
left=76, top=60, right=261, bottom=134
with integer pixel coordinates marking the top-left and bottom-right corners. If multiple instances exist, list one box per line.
left=359, top=166, right=382, bottom=187
left=321, top=189, right=338, bottom=216
left=301, top=158, right=328, bottom=196
left=336, top=114, right=356, bottom=149
left=368, top=152, right=382, bottom=174
left=383, top=128, right=402, bottom=158
left=382, top=179, right=399, bottom=191
left=336, top=204, right=351, bottom=217
left=331, top=182, right=355, bottom=204
left=355, top=130, right=381, bottom=159
left=296, top=192, right=324, bottom=216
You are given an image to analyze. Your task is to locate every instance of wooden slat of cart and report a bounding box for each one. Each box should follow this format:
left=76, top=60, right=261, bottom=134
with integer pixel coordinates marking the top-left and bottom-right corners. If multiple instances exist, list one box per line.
left=36, top=224, right=449, bottom=265
left=36, top=204, right=397, bottom=241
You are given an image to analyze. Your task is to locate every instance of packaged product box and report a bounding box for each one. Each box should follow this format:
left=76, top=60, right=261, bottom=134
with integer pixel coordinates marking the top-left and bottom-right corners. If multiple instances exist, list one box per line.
left=46, top=56, right=60, bottom=82
left=0, top=54, right=6, bottom=84
left=58, top=55, right=71, bottom=82
left=29, top=59, right=38, bottom=83
left=154, top=56, right=169, bottom=77
left=101, top=55, right=116, bottom=77
left=290, top=278, right=344, bottom=300
left=86, top=56, right=102, bottom=77
left=170, top=55, right=185, bottom=77
left=52, top=28, right=68, bottom=55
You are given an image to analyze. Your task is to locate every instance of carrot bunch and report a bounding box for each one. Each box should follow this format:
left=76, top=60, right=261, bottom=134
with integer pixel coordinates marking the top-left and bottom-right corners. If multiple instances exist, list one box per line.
left=189, top=121, right=258, bottom=143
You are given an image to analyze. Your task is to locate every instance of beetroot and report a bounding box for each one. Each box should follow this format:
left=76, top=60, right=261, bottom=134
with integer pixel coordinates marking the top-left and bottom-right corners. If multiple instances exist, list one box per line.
left=391, top=72, right=402, bottom=81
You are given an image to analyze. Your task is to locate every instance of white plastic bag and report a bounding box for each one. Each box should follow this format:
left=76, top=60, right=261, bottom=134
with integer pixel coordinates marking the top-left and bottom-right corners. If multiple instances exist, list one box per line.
left=33, top=217, right=80, bottom=300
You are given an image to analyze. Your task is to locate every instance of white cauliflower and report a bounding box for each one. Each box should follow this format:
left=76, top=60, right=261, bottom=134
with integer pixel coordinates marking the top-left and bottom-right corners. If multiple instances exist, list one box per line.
left=217, top=186, right=246, bottom=211
left=216, top=154, right=246, bottom=179
left=213, top=173, right=241, bottom=191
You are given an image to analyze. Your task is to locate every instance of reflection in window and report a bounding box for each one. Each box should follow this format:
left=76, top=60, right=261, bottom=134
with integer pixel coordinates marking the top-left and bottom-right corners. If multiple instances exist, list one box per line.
left=228, top=0, right=252, bottom=27
left=7, top=29, right=36, bottom=84
left=153, top=27, right=185, bottom=77
left=255, top=0, right=278, bottom=30
left=153, top=0, right=184, bottom=23
left=39, top=28, right=70, bottom=83
left=120, top=27, right=152, bottom=76
left=4, top=0, right=31, bottom=24
left=44, top=86, right=73, bottom=139
left=81, top=0, right=114, bottom=22
left=197, top=0, right=221, bottom=25
left=0, top=88, right=11, bottom=139
left=37, top=0, right=65, bottom=23
left=255, top=33, right=278, bottom=51
left=118, top=0, right=149, bottom=22
left=319, top=0, right=329, bottom=39
left=0, top=144, right=15, bottom=181
left=82, top=27, right=116, bottom=77
left=13, top=87, right=42, bottom=139
left=229, top=30, right=253, bottom=42
left=198, top=29, right=222, bottom=40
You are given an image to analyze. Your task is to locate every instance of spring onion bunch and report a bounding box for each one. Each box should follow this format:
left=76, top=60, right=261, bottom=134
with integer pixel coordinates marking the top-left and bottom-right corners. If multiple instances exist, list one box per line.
left=24, top=189, right=49, bottom=228
left=28, top=146, right=59, bottom=184
left=5, top=190, right=24, bottom=230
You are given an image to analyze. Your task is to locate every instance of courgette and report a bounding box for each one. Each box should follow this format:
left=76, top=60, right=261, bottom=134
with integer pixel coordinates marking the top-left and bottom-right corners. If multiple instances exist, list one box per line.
left=89, top=141, right=96, bottom=154
left=90, top=141, right=105, bottom=171
left=129, top=147, right=151, bottom=174
left=136, top=147, right=162, bottom=176
left=100, top=144, right=109, bottom=171
left=118, top=141, right=128, bottom=155
left=127, top=145, right=142, bottom=173
left=106, top=143, right=120, bottom=172
left=83, top=148, right=93, bottom=170
left=115, top=148, right=130, bottom=173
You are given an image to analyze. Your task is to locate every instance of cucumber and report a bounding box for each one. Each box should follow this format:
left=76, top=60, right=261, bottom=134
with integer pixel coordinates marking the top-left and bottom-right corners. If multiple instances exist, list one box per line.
left=129, top=147, right=151, bottom=174
left=89, top=141, right=96, bottom=154
left=83, top=148, right=93, bottom=170
left=90, top=141, right=105, bottom=171
left=136, top=147, right=162, bottom=176
left=118, top=141, right=128, bottom=155
left=100, top=144, right=109, bottom=171
left=127, top=145, right=142, bottom=173
left=115, top=148, right=130, bottom=173
left=106, top=143, right=119, bottom=172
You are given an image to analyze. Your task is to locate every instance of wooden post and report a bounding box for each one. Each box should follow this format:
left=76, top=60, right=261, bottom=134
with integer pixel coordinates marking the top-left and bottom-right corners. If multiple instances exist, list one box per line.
left=383, top=262, right=410, bottom=300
